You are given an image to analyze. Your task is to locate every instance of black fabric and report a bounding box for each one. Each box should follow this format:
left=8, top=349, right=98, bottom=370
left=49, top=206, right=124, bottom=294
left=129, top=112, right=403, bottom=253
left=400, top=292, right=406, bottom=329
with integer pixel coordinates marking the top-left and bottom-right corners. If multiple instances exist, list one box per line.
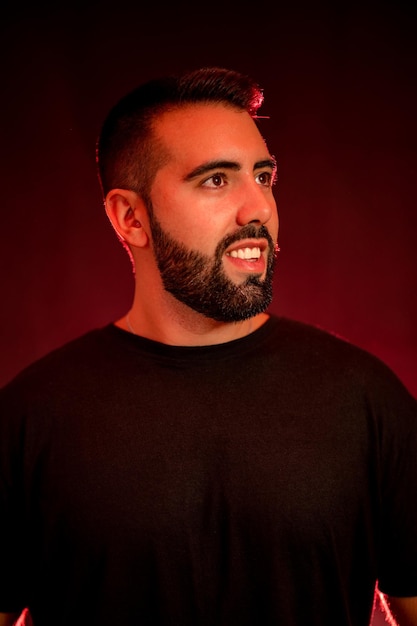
left=1, top=316, right=417, bottom=625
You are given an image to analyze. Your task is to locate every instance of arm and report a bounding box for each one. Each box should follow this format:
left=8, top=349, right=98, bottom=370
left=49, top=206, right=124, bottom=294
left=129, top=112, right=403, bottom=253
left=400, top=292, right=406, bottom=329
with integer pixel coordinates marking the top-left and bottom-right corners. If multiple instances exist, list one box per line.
left=0, top=614, right=20, bottom=626
left=382, top=596, right=417, bottom=626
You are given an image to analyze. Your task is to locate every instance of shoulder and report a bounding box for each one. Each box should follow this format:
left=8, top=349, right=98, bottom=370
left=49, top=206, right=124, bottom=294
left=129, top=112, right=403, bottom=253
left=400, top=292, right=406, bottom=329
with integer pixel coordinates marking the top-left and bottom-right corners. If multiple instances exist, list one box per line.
left=0, top=324, right=125, bottom=401
left=265, top=315, right=377, bottom=366
left=0, top=324, right=141, bottom=442
left=266, top=315, right=416, bottom=407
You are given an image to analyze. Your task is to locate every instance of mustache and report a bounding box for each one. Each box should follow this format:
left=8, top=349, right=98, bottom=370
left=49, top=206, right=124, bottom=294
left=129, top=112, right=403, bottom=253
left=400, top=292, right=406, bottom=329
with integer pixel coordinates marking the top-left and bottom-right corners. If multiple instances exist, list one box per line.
left=216, top=224, right=277, bottom=256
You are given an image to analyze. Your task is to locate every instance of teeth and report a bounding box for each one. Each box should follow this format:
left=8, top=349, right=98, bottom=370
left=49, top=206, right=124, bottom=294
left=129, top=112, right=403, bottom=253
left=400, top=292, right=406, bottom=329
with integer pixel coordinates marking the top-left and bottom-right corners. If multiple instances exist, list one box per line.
left=229, top=247, right=261, bottom=260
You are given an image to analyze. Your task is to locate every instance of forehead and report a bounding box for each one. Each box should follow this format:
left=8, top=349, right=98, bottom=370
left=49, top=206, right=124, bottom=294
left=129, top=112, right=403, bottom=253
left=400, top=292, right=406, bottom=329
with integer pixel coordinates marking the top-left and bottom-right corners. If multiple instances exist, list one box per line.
left=152, top=103, right=269, bottom=163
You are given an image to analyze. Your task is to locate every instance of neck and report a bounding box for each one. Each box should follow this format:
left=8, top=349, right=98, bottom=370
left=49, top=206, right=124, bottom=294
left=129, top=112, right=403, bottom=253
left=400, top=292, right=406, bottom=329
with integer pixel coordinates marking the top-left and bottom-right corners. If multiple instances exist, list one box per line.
left=116, top=260, right=270, bottom=346
left=117, top=291, right=269, bottom=347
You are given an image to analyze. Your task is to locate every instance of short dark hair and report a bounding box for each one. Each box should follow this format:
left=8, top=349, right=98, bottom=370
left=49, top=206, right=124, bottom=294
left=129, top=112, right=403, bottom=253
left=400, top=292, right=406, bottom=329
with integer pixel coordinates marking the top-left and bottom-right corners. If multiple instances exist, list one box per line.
left=96, top=67, right=265, bottom=199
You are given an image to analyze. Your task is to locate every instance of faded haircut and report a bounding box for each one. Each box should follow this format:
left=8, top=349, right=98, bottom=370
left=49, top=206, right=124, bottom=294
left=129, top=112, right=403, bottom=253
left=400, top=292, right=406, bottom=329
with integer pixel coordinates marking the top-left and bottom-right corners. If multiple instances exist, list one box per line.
left=96, top=67, right=265, bottom=201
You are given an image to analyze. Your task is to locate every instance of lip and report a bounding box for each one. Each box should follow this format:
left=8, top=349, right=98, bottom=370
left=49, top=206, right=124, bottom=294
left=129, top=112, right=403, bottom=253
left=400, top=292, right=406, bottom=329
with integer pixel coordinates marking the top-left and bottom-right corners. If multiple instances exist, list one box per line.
left=225, top=238, right=269, bottom=255
left=224, top=238, right=269, bottom=274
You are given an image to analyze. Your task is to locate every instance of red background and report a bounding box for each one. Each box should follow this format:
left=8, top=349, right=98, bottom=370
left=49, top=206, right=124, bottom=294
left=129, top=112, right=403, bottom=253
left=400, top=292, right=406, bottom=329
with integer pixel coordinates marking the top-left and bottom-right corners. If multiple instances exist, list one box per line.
left=1, top=5, right=416, bottom=397
left=0, top=6, right=416, bottom=622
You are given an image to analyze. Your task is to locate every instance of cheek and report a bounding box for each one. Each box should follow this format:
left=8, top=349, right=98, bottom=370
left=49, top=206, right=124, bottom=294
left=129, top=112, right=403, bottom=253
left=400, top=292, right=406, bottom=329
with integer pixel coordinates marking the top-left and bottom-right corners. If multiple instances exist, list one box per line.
left=153, top=200, right=228, bottom=252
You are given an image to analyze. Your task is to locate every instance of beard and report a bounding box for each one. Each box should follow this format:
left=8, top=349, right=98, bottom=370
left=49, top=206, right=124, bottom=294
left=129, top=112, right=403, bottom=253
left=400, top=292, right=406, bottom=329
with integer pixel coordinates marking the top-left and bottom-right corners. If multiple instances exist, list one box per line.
left=147, top=204, right=277, bottom=323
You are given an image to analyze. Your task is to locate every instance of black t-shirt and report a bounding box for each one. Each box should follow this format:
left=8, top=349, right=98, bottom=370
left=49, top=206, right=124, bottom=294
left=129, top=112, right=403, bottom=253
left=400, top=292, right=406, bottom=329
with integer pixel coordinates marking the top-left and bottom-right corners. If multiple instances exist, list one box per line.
left=1, top=316, right=417, bottom=625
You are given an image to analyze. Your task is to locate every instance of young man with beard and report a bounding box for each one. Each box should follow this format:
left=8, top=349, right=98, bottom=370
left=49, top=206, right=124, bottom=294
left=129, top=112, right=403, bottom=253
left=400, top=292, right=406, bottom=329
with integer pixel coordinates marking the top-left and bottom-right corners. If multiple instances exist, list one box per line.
left=1, top=67, right=417, bottom=626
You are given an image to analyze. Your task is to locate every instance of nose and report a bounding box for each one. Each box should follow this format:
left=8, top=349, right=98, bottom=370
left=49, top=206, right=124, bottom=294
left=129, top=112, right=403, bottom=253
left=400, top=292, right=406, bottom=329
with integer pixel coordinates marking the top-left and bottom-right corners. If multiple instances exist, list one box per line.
left=235, top=178, right=276, bottom=227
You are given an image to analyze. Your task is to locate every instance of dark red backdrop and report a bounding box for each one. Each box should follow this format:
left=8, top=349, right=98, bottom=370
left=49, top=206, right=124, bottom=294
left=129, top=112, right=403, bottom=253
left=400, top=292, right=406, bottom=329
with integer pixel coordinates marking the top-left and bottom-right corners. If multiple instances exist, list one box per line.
left=0, top=5, right=416, bottom=623
left=2, top=5, right=415, bottom=397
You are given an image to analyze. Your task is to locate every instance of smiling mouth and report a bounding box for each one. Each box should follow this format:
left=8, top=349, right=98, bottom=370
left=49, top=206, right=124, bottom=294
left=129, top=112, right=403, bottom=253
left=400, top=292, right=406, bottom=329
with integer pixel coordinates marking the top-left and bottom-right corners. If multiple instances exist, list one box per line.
left=227, top=247, right=261, bottom=261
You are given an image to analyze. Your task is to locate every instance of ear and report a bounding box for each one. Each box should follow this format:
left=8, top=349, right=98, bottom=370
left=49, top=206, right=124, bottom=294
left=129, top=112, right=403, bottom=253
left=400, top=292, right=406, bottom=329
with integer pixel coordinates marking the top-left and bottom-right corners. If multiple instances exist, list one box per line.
left=105, top=189, right=150, bottom=248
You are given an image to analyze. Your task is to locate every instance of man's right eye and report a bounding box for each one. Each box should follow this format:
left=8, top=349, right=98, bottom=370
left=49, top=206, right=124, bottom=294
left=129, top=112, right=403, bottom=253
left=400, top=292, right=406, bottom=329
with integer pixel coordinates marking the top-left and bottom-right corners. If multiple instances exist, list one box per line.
left=201, top=173, right=227, bottom=188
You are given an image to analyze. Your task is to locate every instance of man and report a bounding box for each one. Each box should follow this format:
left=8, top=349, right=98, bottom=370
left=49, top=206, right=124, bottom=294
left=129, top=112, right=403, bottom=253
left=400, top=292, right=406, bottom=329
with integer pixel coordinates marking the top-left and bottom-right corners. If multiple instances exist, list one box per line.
left=1, top=67, right=416, bottom=626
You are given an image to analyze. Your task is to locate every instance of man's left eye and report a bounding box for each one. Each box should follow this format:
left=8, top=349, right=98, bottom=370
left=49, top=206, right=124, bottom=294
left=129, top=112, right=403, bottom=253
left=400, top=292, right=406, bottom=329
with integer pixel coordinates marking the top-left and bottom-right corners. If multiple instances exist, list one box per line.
left=256, top=171, right=273, bottom=186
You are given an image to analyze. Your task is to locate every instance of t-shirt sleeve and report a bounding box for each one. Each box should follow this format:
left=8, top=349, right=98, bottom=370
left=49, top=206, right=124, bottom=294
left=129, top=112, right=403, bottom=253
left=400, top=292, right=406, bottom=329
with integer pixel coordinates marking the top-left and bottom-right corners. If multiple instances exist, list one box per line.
left=0, top=380, right=30, bottom=614
left=372, top=367, right=417, bottom=597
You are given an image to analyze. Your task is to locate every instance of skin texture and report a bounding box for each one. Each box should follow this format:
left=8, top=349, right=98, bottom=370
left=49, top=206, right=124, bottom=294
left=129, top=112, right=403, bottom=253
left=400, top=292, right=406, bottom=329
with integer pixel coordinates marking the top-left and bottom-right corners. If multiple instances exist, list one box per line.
left=106, top=103, right=279, bottom=346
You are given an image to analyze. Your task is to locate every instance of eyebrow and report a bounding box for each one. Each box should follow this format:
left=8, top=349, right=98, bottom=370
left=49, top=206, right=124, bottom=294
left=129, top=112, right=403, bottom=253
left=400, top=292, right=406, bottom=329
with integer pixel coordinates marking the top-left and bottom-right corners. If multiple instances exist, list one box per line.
left=183, top=157, right=277, bottom=181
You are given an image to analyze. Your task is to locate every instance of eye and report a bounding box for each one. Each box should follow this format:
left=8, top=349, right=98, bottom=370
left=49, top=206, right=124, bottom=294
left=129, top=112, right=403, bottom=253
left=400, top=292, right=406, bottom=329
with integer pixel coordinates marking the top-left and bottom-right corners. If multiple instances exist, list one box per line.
left=256, top=171, right=275, bottom=187
left=201, top=173, right=227, bottom=188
